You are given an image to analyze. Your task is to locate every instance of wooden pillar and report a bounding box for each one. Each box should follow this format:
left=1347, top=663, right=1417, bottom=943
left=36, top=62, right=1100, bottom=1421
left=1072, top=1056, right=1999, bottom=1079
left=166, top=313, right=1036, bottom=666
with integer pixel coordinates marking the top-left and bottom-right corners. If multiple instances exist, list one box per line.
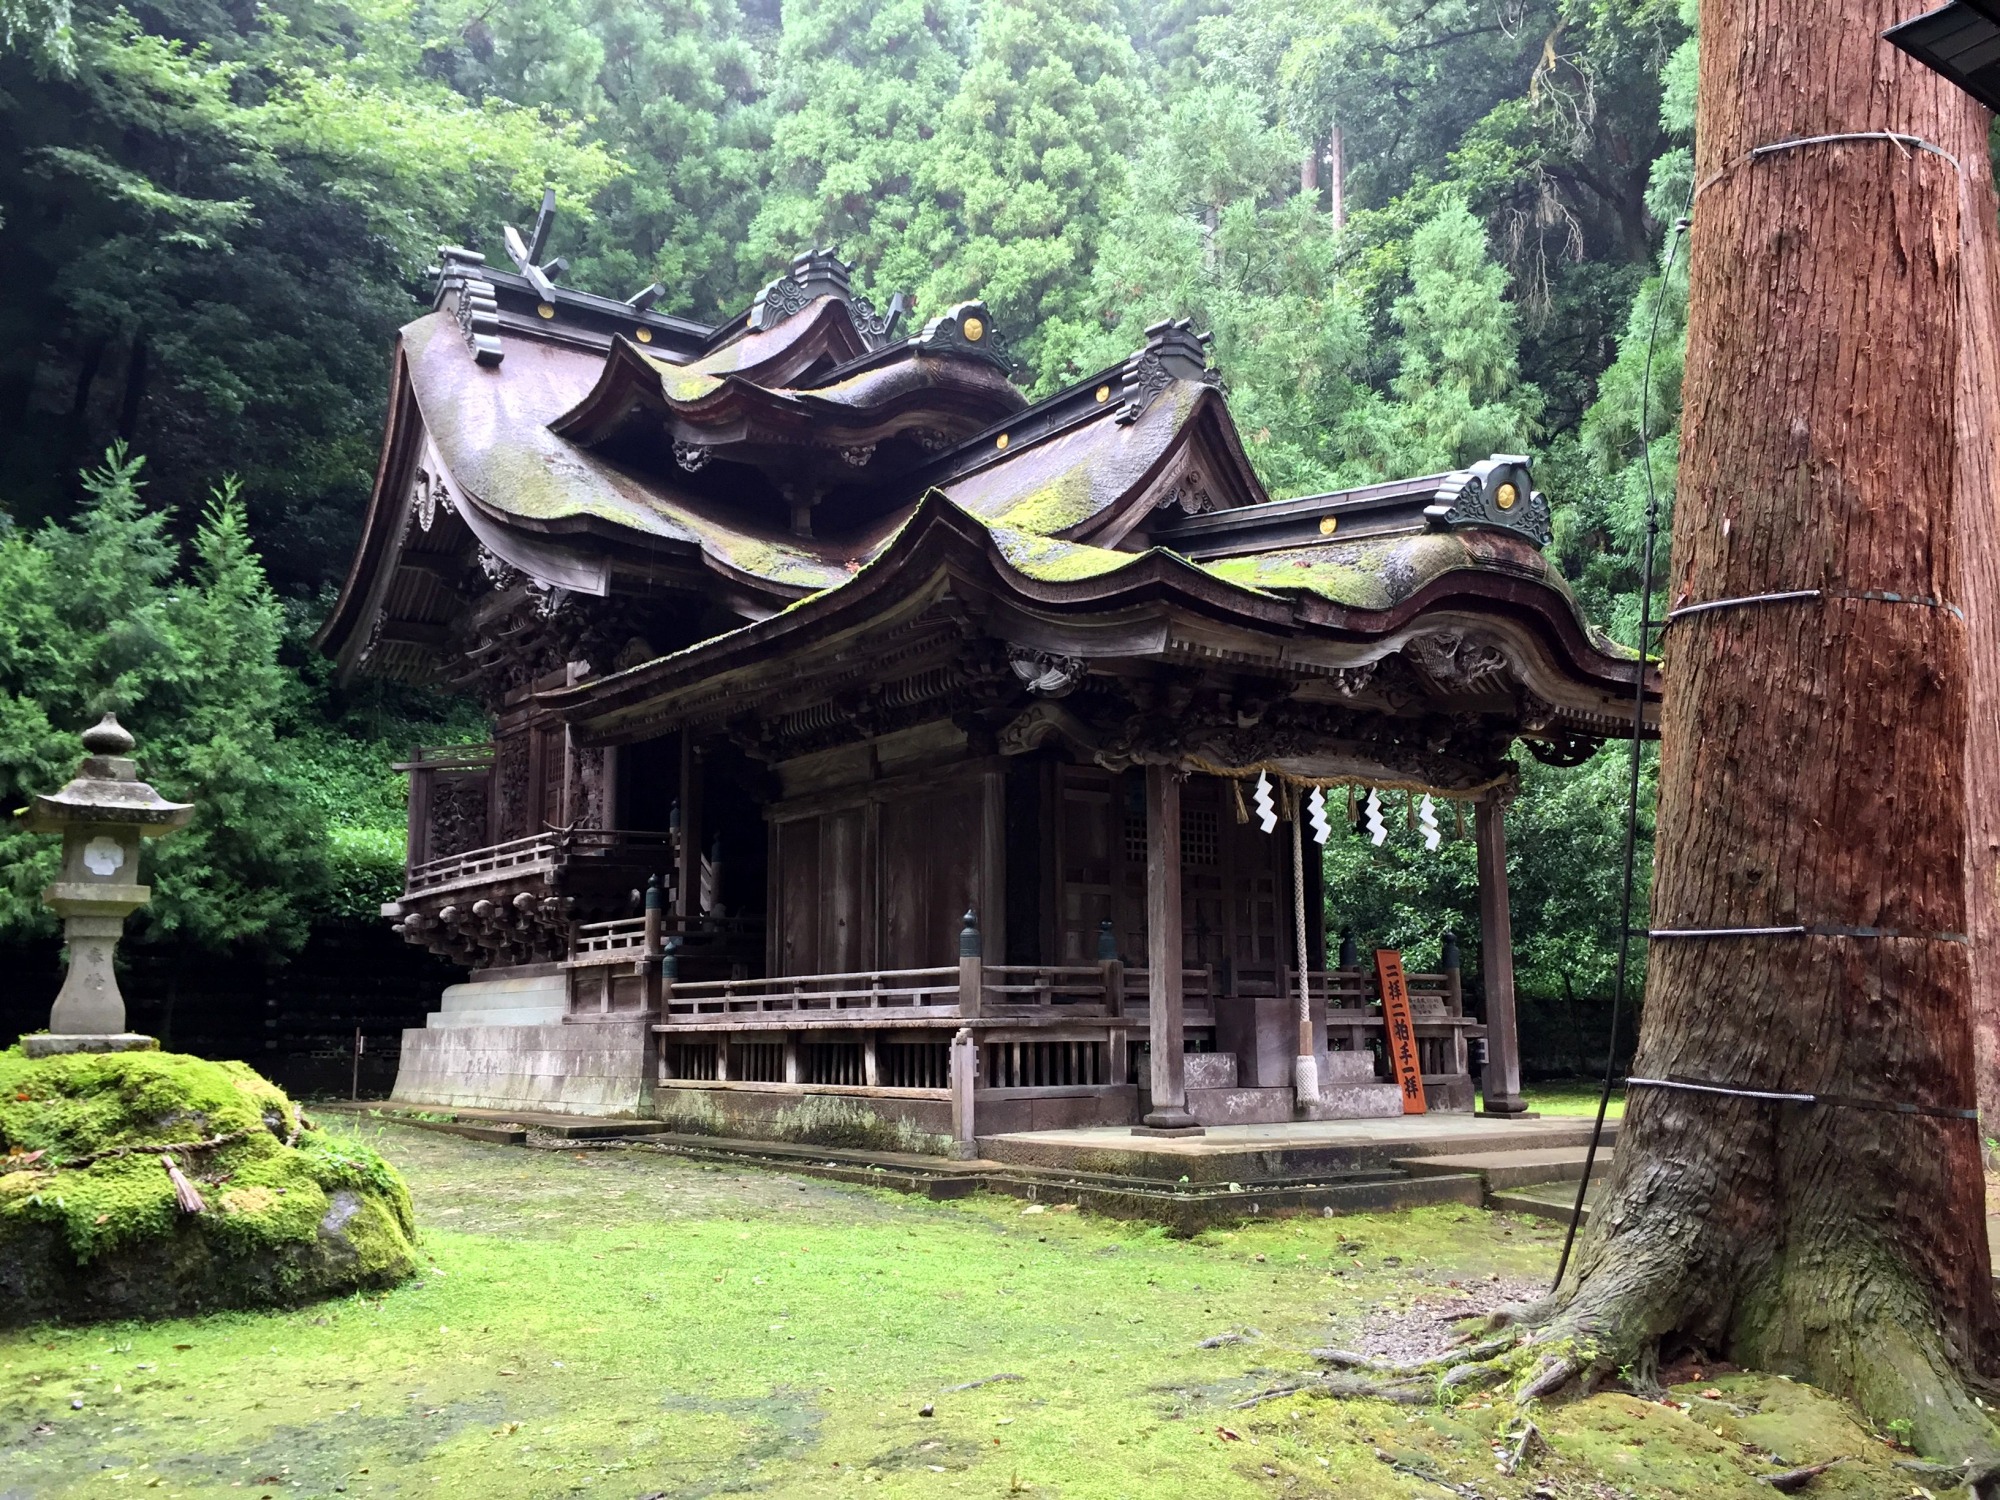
left=1137, top=764, right=1202, bottom=1135
left=675, top=734, right=701, bottom=920
left=949, top=1026, right=978, bottom=1159
left=1474, top=789, right=1527, bottom=1115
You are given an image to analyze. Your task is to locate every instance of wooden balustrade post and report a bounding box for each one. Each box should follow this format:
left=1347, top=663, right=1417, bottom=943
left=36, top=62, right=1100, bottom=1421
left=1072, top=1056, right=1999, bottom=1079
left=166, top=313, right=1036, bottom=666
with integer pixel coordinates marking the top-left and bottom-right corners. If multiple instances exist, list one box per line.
left=949, top=1026, right=978, bottom=1159
left=958, top=908, right=984, bottom=1019
left=1097, top=918, right=1124, bottom=1019
left=1137, top=764, right=1202, bottom=1135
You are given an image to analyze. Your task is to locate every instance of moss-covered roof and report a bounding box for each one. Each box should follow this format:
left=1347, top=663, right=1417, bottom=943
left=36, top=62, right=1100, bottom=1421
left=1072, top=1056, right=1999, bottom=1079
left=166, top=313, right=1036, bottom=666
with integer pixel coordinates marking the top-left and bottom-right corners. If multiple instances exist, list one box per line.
left=404, top=315, right=848, bottom=593
left=941, top=380, right=1200, bottom=535
left=1200, top=527, right=1627, bottom=652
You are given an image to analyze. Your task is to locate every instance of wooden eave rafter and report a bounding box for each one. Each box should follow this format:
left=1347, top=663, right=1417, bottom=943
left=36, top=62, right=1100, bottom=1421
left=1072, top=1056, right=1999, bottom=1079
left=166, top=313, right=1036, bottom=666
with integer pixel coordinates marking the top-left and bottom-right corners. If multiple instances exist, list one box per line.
left=318, top=351, right=427, bottom=677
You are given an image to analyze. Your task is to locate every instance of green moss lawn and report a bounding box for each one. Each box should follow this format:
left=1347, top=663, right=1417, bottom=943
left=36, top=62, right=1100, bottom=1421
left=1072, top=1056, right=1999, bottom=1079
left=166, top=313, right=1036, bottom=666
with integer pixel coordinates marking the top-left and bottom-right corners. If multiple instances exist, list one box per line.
left=0, top=1121, right=1910, bottom=1498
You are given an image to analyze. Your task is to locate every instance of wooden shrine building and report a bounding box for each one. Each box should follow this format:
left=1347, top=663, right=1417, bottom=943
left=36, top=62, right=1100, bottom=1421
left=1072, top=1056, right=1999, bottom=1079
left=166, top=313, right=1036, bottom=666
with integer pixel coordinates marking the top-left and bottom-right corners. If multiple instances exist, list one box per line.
left=321, top=201, right=1658, bottom=1145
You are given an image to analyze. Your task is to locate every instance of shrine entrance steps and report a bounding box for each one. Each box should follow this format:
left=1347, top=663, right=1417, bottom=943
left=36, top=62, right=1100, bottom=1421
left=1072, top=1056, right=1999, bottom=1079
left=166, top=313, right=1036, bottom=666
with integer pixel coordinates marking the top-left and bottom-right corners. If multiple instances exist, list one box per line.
left=1395, top=1144, right=1615, bottom=1224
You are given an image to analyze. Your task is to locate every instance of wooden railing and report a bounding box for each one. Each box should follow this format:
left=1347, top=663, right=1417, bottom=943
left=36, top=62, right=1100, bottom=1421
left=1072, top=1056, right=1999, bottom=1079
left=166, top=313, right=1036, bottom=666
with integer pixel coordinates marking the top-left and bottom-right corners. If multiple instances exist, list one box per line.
left=982, top=964, right=1115, bottom=1013
left=393, top=742, right=496, bottom=773
left=1233, top=965, right=1461, bottom=1014
left=406, top=828, right=678, bottom=896
left=666, top=967, right=961, bottom=1021
left=567, top=912, right=763, bottom=967
left=1122, top=967, right=1216, bottom=1005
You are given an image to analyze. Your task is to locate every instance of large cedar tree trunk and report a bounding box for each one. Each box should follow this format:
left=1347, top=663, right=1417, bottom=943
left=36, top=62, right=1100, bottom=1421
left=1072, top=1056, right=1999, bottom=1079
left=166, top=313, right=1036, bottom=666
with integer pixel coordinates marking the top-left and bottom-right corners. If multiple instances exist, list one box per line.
left=1547, top=0, right=2000, bottom=1460
left=1960, top=105, right=2000, bottom=1135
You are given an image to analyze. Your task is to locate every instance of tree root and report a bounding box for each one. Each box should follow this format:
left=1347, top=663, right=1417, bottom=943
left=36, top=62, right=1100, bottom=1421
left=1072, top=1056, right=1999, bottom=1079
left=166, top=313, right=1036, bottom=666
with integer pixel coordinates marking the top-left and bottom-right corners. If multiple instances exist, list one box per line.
left=1311, top=1334, right=1518, bottom=1377
left=1308, top=1264, right=2000, bottom=1499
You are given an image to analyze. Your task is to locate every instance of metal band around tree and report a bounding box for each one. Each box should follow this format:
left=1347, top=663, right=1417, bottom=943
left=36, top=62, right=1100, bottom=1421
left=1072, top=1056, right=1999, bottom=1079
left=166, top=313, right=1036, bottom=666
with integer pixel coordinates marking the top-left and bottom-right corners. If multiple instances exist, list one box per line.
left=1693, top=130, right=1964, bottom=203
left=1662, top=588, right=1962, bottom=627
left=1646, top=923, right=1969, bottom=943
left=1626, top=1076, right=1978, bottom=1122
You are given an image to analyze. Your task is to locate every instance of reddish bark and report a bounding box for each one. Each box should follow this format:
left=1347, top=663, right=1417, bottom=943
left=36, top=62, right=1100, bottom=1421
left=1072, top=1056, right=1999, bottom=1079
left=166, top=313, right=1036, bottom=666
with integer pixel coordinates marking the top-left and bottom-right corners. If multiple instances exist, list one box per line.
left=1957, top=107, right=2000, bottom=1135
left=1542, top=0, right=2000, bottom=1462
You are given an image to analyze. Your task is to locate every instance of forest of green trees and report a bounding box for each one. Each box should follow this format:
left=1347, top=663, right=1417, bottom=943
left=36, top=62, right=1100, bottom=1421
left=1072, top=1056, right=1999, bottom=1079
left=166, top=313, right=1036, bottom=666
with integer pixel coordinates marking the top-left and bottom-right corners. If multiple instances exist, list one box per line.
left=0, top=0, right=1696, bottom=1069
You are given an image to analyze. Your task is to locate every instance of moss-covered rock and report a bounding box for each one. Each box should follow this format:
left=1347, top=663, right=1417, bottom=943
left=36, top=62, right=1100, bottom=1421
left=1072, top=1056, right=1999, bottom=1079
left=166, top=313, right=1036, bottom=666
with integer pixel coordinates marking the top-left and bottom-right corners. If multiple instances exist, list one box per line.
left=0, top=1045, right=417, bottom=1325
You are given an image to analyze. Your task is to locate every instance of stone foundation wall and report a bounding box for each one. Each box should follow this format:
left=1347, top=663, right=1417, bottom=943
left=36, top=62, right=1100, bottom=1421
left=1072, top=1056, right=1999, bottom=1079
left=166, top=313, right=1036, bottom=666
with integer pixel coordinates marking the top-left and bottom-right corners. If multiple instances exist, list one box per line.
left=651, top=1083, right=1137, bottom=1148
left=392, top=1021, right=650, bottom=1115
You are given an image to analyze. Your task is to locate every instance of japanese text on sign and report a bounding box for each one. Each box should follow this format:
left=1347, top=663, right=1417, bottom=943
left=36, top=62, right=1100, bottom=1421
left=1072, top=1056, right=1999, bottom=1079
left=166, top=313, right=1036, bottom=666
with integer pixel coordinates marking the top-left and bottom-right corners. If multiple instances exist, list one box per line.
left=1374, top=948, right=1427, bottom=1115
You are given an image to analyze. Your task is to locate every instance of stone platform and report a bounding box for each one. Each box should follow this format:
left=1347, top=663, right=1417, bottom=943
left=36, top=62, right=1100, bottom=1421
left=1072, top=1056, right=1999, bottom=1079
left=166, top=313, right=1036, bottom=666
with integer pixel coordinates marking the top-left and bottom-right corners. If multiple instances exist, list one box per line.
left=977, top=1114, right=1620, bottom=1186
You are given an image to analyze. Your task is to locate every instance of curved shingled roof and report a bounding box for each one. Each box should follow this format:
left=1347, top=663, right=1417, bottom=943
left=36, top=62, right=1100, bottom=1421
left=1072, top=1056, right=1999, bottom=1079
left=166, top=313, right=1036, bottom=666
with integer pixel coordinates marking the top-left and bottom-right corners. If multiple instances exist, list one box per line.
left=321, top=234, right=1643, bottom=724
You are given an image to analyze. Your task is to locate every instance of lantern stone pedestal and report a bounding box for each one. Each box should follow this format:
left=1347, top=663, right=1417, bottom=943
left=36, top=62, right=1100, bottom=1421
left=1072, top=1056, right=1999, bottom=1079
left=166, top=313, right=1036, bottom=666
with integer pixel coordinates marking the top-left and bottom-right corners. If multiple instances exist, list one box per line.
left=19, top=715, right=191, bottom=1058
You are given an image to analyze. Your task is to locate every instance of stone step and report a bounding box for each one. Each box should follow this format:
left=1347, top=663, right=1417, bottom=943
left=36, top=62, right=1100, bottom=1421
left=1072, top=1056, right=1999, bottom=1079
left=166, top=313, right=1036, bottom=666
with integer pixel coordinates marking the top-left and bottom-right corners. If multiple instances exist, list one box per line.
left=1395, top=1144, right=1611, bottom=1192
left=1487, top=1179, right=1605, bottom=1225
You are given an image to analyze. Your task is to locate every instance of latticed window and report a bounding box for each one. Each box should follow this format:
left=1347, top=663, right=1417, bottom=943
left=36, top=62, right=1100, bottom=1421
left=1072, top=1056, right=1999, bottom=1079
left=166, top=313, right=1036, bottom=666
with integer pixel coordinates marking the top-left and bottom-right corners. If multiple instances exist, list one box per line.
left=1120, top=808, right=1220, bottom=864
left=1181, top=807, right=1218, bottom=865
left=1123, top=813, right=1147, bottom=865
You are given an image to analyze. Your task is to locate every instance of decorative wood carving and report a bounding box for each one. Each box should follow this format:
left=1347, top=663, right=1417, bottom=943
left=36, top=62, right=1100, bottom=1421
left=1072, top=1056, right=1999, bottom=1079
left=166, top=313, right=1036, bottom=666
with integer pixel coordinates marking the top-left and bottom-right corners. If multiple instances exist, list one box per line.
left=1007, top=646, right=1087, bottom=698
left=428, top=776, right=490, bottom=858
left=494, top=734, right=531, bottom=842
left=572, top=744, right=608, bottom=829
left=1403, top=631, right=1514, bottom=695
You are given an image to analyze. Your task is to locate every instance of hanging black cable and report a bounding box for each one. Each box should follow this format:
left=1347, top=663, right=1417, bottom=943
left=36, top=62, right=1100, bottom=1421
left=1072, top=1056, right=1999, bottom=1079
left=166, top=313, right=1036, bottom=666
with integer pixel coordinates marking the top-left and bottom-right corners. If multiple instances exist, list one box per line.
left=1550, top=183, right=1695, bottom=1295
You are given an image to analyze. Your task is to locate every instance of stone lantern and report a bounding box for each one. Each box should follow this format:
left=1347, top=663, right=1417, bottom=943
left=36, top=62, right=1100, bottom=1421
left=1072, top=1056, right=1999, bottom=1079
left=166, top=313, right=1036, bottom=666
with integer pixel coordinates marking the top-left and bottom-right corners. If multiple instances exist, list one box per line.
left=19, top=714, right=192, bottom=1058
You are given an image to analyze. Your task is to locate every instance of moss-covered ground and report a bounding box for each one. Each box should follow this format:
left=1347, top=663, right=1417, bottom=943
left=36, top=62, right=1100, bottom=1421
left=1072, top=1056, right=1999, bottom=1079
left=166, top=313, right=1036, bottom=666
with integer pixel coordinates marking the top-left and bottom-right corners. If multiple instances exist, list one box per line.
left=0, top=1121, right=1920, bottom=1498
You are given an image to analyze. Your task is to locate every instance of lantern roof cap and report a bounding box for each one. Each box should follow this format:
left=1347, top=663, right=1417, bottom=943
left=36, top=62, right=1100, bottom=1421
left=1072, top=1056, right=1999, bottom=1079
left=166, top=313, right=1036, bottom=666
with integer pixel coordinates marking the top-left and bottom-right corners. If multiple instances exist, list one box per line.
left=20, top=715, right=193, bottom=835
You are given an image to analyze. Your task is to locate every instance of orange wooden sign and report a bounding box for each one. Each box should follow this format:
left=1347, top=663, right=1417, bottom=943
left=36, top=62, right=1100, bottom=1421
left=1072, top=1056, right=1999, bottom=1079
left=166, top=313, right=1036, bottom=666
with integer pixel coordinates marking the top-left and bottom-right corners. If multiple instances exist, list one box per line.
left=1375, top=949, right=1428, bottom=1115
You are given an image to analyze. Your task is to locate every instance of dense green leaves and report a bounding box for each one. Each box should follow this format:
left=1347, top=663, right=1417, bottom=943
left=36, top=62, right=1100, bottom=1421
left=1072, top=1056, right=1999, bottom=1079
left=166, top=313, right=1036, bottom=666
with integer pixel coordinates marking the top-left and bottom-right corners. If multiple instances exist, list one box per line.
left=0, top=447, right=325, bottom=954
left=0, top=0, right=1702, bottom=1050
left=749, top=0, right=969, bottom=290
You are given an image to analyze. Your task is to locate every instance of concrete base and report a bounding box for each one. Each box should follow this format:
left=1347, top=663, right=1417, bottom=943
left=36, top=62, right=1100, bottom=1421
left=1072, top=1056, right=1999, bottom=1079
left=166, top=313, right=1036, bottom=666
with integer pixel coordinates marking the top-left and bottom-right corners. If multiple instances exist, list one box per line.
left=391, top=1022, right=650, bottom=1115
left=22, top=1033, right=159, bottom=1058
left=426, top=975, right=568, bottom=1029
